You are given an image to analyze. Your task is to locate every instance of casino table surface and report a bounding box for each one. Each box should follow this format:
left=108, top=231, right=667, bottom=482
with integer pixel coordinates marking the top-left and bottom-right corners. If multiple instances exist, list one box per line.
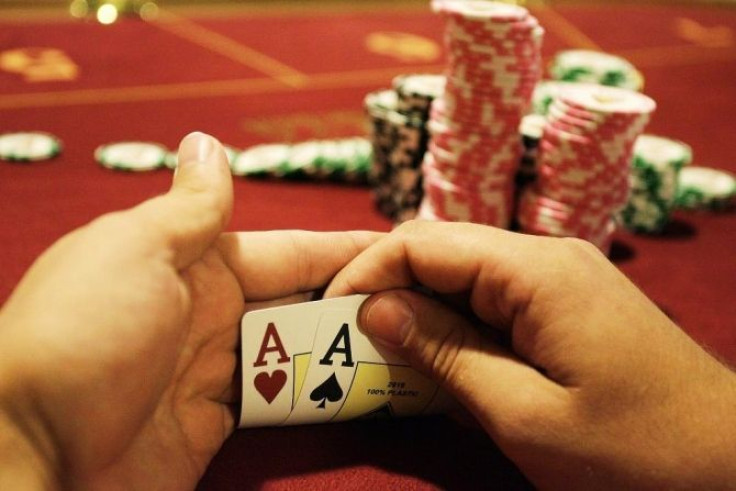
left=1, top=1, right=735, bottom=489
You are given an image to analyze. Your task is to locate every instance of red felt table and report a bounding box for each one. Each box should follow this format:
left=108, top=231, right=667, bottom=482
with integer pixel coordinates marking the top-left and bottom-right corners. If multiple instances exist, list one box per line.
left=1, top=2, right=735, bottom=489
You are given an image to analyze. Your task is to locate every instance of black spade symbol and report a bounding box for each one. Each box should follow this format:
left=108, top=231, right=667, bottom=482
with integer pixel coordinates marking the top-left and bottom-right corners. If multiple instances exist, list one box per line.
left=310, top=372, right=343, bottom=409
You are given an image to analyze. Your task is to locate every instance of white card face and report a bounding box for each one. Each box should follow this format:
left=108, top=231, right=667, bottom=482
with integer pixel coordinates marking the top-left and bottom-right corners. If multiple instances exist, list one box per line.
left=284, top=310, right=442, bottom=426
left=239, top=295, right=369, bottom=428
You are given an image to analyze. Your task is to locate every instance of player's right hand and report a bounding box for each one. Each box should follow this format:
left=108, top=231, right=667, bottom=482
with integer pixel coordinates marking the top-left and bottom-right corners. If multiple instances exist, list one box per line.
left=326, top=220, right=736, bottom=490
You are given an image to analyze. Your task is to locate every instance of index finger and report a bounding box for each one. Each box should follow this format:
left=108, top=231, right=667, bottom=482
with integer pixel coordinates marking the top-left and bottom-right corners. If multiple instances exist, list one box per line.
left=217, top=230, right=383, bottom=301
left=324, top=221, right=554, bottom=328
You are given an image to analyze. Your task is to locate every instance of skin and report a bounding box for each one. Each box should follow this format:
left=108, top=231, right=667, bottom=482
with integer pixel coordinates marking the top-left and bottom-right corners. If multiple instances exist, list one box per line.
left=1, top=132, right=734, bottom=490
left=326, top=220, right=736, bottom=490
left=0, top=133, right=379, bottom=490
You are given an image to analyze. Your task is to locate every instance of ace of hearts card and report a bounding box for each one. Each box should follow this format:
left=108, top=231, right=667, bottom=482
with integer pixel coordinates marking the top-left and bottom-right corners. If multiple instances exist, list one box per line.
left=239, top=295, right=453, bottom=428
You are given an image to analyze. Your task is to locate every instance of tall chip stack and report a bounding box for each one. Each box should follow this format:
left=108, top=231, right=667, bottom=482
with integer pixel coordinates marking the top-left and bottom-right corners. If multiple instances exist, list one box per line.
left=517, top=85, right=656, bottom=253
left=365, top=89, right=402, bottom=217
left=418, top=1, right=544, bottom=228
left=392, top=74, right=446, bottom=223
left=364, top=75, right=444, bottom=223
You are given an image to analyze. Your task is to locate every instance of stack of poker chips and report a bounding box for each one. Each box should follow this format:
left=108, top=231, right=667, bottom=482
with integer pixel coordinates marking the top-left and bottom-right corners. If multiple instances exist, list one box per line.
left=517, top=114, right=546, bottom=194
left=365, top=89, right=401, bottom=217
left=618, top=135, right=692, bottom=233
left=549, top=50, right=644, bottom=92
left=676, top=166, right=736, bottom=211
left=418, top=0, right=544, bottom=228
left=230, top=138, right=372, bottom=182
left=364, top=74, right=444, bottom=222
left=518, top=84, right=656, bottom=253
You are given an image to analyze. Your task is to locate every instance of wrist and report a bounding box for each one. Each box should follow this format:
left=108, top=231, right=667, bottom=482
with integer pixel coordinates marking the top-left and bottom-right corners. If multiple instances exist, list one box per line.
left=0, top=331, right=61, bottom=490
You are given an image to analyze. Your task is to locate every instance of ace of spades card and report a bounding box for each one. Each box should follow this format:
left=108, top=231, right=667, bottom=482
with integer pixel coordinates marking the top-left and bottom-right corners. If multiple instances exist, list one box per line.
left=239, top=295, right=368, bottom=428
left=284, top=310, right=446, bottom=426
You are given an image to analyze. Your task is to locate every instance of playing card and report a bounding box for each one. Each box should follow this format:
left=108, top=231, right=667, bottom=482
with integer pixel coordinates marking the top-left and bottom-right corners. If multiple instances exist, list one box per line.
left=284, top=310, right=445, bottom=426
left=239, top=294, right=368, bottom=428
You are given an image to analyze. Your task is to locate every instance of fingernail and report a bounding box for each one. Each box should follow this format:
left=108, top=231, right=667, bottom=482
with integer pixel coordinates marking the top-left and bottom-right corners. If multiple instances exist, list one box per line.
left=178, top=131, right=215, bottom=169
left=362, top=294, right=414, bottom=348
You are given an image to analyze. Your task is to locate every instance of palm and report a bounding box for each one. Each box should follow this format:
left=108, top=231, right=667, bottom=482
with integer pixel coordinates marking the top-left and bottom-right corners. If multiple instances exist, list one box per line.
left=75, top=247, right=244, bottom=489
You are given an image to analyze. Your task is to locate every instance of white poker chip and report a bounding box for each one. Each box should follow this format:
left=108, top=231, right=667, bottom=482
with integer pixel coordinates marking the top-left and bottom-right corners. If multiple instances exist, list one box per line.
left=0, top=131, right=62, bottom=162
left=95, top=141, right=168, bottom=172
left=392, top=74, right=446, bottom=100
left=676, top=166, right=736, bottom=210
left=230, top=144, right=291, bottom=177
left=633, top=134, right=692, bottom=170
left=550, top=50, right=644, bottom=91
left=519, top=114, right=547, bottom=140
left=559, top=84, right=656, bottom=115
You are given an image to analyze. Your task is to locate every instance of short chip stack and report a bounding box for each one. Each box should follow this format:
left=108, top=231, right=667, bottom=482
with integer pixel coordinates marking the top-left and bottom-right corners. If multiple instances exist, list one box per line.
left=676, top=166, right=736, bottom=211
left=518, top=84, right=656, bottom=252
left=231, top=137, right=371, bottom=182
left=549, top=50, right=644, bottom=91
left=418, top=0, right=544, bottom=228
left=618, top=135, right=692, bottom=233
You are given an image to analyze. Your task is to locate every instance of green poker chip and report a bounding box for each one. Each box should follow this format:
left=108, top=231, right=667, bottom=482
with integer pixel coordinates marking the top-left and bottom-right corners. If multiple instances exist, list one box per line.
left=95, top=141, right=167, bottom=172
left=549, top=50, right=644, bottom=91
left=231, top=138, right=372, bottom=183
left=676, top=166, right=736, bottom=211
left=231, top=144, right=291, bottom=177
left=0, top=132, right=62, bottom=162
left=619, top=135, right=693, bottom=233
left=530, top=80, right=590, bottom=116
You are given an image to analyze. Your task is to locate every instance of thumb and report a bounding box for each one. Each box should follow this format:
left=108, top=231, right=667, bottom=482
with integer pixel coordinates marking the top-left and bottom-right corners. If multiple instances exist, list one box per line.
left=132, top=132, right=233, bottom=269
left=359, top=290, right=565, bottom=432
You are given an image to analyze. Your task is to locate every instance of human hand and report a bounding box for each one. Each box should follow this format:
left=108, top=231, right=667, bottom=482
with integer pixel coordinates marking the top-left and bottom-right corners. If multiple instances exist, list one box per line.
left=326, top=221, right=736, bottom=490
left=0, top=132, right=379, bottom=490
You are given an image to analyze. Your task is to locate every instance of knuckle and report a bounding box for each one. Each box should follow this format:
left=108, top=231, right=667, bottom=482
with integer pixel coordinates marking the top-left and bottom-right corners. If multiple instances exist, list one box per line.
left=559, top=237, right=605, bottom=260
left=413, top=324, right=474, bottom=389
left=393, top=219, right=423, bottom=237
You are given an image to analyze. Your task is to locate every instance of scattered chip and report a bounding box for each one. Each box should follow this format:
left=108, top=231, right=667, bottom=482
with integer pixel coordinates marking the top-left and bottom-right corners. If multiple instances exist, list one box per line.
left=95, top=141, right=168, bottom=172
left=0, top=132, right=62, bottom=162
left=676, top=166, right=736, bottom=211
left=231, top=138, right=372, bottom=183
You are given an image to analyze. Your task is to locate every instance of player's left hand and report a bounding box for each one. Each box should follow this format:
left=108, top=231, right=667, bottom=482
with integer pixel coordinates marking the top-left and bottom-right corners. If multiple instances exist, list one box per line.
left=0, top=132, right=379, bottom=490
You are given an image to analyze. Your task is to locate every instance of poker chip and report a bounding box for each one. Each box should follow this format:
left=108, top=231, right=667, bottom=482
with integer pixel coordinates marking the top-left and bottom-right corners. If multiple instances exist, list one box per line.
left=365, top=84, right=434, bottom=222
left=165, top=145, right=240, bottom=170
left=393, top=74, right=446, bottom=120
left=231, top=138, right=372, bottom=183
left=515, top=114, right=546, bottom=213
left=518, top=84, right=656, bottom=252
left=549, top=50, right=644, bottom=91
left=95, top=141, right=167, bottom=171
left=231, top=143, right=291, bottom=177
left=365, top=89, right=401, bottom=217
left=530, top=80, right=598, bottom=115
left=420, top=0, right=544, bottom=229
left=618, top=135, right=692, bottom=233
left=0, top=132, right=62, bottom=162
left=675, top=166, right=736, bottom=211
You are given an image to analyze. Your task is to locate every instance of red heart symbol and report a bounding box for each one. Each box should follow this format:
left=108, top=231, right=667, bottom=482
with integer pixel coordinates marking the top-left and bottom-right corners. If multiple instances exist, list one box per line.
left=254, top=370, right=287, bottom=404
